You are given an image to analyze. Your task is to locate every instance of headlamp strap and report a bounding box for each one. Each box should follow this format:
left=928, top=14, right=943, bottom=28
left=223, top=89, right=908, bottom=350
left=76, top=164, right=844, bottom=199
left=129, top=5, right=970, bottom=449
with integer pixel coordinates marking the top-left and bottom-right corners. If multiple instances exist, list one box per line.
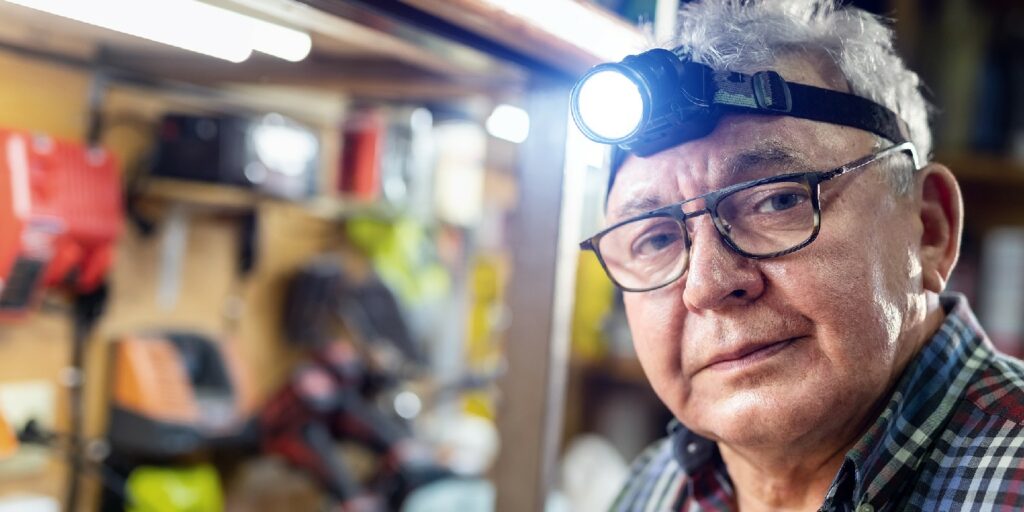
left=708, top=69, right=909, bottom=144
left=710, top=70, right=791, bottom=111
left=784, top=82, right=908, bottom=144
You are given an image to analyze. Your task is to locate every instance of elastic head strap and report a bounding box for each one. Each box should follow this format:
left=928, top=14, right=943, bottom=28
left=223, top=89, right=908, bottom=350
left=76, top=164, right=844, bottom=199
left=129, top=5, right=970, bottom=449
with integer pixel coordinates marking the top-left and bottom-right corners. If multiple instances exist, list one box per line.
left=708, top=69, right=909, bottom=146
left=607, top=69, right=910, bottom=196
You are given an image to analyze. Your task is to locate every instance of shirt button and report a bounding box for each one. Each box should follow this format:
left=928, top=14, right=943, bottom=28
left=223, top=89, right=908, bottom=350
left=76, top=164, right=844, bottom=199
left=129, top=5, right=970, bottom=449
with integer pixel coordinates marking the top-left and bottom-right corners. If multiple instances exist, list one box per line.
left=687, top=443, right=699, bottom=454
left=856, top=504, right=874, bottom=512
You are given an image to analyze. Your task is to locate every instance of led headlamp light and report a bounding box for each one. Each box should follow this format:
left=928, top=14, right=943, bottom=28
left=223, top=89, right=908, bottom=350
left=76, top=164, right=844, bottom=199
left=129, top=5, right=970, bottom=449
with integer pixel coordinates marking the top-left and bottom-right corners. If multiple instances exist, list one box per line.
left=570, top=48, right=910, bottom=158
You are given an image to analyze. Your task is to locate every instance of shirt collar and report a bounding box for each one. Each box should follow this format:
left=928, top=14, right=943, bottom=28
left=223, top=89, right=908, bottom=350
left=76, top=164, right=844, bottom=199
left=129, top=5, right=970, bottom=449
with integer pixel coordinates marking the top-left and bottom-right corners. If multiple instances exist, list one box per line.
left=668, top=293, right=992, bottom=508
left=842, top=293, right=992, bottom=508
left=670, top=419, right=716, bottom=474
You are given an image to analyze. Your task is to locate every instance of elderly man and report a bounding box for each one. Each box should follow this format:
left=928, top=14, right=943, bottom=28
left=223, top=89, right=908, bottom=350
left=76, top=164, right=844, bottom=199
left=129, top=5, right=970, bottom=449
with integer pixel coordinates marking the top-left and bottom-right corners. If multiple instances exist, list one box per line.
left=570, top=0, right=1024, bottom=510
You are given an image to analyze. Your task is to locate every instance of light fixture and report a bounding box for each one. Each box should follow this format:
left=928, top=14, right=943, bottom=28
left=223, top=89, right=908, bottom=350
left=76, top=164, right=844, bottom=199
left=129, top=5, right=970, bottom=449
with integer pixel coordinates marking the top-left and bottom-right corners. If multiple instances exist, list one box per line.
left=485, top=104, right=530, bottom=144
left=249, top=16, right=312, bottom=62
left=5, top=0, right=311, bottom=63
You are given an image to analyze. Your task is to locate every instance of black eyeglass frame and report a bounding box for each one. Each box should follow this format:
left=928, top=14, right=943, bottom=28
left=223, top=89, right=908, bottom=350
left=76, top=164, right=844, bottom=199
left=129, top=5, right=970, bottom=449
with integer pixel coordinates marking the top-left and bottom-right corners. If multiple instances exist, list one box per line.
left=580, top=141, right=921, bottom=292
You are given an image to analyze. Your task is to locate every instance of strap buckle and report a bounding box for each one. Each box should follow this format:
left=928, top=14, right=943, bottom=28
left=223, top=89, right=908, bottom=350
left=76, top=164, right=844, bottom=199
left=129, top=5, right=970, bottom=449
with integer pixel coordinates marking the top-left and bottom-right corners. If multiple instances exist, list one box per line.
left=752, top=70, right=792, bottom=113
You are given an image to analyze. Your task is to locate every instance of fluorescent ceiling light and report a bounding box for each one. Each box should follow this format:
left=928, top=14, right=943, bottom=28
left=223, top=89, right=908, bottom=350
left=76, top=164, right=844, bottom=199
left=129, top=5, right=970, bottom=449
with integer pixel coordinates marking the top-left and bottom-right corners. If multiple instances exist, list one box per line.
left=5, top=0, right=311, bottom=63
left=250, top=17, right=312, bottom=62
left=479, top=0, right=644, bottom=62
left=486, top=104, right=530, bottom=144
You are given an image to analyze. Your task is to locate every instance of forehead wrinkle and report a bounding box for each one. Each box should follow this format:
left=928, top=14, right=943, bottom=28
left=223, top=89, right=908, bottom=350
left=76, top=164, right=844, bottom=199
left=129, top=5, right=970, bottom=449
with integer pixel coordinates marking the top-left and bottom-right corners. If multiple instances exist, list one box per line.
left=609, top=132, right=824, bottom=223
left=609, top=152, right=693, bottom=222
left=720, top=139, right=812, bottom=182
left=612, top=195, right=668, bottom=222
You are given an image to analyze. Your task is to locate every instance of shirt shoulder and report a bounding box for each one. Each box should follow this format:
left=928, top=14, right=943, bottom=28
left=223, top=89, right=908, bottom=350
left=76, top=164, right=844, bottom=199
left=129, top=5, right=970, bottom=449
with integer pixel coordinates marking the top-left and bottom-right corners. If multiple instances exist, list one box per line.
left=964, top=351, right=1024, bottom=424
left=609, top=436, right=686, bottom=512
left=913, top=352, right=1024, bottom=509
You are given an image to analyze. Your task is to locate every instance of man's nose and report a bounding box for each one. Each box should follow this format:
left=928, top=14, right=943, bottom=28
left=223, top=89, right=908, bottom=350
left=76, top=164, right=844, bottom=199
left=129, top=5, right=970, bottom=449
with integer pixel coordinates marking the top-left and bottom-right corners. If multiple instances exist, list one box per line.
left=681, top=217, right=766, bottom=312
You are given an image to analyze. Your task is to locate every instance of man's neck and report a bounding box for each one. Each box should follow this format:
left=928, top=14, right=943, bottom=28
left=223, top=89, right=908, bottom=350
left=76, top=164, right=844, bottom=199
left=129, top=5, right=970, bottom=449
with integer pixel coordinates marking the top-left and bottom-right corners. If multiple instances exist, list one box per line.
left=718, top=410, right=869, bottom=512
left=717, top=295, right=949, bottom=512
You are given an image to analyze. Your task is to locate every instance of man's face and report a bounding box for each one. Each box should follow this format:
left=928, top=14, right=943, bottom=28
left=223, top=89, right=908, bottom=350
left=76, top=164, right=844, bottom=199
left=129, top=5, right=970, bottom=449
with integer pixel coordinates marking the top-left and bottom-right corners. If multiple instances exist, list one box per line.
left=606, top=57, right=930, bottom=448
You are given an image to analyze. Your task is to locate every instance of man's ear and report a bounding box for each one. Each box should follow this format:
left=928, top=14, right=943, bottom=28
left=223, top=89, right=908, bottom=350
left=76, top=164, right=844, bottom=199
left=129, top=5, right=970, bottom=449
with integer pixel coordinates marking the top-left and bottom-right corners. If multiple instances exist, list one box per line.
left=915, top=163, right=963, bottom=293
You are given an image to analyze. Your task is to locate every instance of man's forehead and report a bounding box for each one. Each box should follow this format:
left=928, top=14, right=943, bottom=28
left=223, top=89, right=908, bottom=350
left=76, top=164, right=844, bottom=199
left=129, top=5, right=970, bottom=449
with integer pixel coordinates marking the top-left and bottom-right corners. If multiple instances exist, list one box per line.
left=723, top=140, right=809, bottom=176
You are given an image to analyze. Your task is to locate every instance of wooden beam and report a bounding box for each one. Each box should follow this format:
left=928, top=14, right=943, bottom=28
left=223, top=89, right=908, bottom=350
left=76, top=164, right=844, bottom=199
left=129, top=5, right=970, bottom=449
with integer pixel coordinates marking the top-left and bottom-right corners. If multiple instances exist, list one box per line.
left=399, top=0, right=645, bottom=74
left=494, top=78, right=575, bottom=512
left=211, top=0, right=508, bottom=78
left=96, top=50, right=523, bottom=99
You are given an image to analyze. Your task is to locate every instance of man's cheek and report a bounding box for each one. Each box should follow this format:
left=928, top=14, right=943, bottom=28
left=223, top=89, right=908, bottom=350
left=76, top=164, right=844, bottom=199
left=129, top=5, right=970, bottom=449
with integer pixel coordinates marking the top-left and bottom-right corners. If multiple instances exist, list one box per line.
left=626, top=300, right=685, bottom=370
left=625, top=294, right=673, bottom=338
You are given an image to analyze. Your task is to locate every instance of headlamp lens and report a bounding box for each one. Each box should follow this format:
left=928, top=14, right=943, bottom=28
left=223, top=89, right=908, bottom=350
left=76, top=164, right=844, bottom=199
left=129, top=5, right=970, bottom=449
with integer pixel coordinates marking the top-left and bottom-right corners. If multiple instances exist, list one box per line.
left=575, top=70, right=645, bottom=142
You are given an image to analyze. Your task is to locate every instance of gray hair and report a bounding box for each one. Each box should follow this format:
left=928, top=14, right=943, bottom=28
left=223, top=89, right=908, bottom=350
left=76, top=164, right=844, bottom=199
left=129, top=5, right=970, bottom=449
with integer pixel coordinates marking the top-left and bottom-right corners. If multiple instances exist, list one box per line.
left=666, top=0, right=930, bottom=194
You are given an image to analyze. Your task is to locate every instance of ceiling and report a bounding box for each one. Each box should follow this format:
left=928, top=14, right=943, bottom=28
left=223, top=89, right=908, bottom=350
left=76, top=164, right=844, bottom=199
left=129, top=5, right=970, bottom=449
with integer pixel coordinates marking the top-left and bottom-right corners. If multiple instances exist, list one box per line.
left=0, top=0, right=529, bottom=101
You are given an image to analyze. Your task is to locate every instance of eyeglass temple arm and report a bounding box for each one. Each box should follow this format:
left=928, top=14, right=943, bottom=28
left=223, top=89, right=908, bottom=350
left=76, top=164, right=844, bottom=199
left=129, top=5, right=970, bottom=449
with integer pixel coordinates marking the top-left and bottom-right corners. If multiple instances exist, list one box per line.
left=819, top=141, right=920, bottom=182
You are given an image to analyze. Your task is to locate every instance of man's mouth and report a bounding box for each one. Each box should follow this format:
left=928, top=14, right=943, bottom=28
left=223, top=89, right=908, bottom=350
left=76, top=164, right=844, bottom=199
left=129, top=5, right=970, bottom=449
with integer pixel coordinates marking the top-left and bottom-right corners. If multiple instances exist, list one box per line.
left=704, top=337, right=801, bottom=372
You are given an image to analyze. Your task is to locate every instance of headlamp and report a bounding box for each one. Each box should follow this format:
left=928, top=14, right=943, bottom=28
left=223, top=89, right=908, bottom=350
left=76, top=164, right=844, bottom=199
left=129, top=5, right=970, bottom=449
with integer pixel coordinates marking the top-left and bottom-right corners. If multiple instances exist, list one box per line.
left=570, top=48, right=910, bottom=159
left=573, top=69, right=645, bottom=142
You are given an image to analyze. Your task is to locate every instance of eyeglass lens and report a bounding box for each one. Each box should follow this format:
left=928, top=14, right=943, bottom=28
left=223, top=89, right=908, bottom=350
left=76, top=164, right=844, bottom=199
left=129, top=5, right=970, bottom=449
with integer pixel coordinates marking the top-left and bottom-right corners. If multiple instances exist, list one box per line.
left=597, top=177, right=817, bottom=290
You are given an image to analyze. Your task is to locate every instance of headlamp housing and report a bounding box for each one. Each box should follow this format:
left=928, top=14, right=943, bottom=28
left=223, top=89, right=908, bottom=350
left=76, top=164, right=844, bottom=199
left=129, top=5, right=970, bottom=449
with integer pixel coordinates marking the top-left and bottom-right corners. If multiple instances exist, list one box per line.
left=570, top=48, right=911, bottom=162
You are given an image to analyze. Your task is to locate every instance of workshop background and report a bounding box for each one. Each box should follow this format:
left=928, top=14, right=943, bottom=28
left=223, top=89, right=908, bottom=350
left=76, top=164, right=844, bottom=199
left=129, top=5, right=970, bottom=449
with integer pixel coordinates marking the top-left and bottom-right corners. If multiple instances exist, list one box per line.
left=0, top=1, right=1021, bottom=511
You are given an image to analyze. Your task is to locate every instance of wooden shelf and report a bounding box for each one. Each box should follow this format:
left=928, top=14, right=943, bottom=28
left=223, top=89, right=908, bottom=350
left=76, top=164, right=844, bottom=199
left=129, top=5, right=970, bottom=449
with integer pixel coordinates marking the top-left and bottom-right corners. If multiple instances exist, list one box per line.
left=140, top=178, right=260, bottom=211
left=302, top=195, right=399, bottom=221
left=573, top=354, right=648, bottom=386
left=937, top=153, right=1024, bottom=189
left=935, top=153, right=1024, bottom=227
left=139, top=178, right=405, bottom=222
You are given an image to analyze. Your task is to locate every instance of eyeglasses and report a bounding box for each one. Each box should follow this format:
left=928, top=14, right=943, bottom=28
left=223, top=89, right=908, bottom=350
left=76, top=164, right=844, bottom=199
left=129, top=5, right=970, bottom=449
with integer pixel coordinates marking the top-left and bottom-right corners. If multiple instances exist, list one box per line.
left=580, top=142, right=920, bottom=292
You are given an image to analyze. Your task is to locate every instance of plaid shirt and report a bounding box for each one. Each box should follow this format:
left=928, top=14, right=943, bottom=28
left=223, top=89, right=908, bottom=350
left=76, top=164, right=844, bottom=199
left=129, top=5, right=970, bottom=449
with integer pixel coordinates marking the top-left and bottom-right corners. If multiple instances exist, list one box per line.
left=611, top=294, right=1024, bottom=511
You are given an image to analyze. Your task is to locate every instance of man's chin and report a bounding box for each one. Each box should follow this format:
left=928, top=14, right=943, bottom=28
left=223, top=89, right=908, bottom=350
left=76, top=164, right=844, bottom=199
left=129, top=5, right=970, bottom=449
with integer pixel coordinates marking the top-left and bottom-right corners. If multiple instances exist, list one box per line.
left=683, top=388, right=828, bottom=448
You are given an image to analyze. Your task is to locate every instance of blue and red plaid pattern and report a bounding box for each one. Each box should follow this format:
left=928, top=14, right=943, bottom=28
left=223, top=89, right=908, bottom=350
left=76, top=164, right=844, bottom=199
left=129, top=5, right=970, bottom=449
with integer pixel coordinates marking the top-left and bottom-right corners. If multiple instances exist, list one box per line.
left=610, top=294, right=1024, bottom=511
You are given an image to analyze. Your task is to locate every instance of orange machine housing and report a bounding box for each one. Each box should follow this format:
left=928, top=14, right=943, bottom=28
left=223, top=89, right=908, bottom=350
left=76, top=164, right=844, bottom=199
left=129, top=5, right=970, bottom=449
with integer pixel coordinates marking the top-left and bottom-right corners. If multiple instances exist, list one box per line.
left=108, top=332, right=258, bottom=457
left=0, top=404, right=16, bottom=459
left=0, top=129, right=122, bottom=318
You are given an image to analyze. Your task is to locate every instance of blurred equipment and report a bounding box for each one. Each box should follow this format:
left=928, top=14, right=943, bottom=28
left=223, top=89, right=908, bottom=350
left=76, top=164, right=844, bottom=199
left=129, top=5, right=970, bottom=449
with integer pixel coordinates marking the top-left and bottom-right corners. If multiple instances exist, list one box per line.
left=338, top=106, right=434, bottom=207
left=100, top=331, right=257, bottom=511
left=153, top=112, right=318, bottom=200
left=123, top=464, right=223, bottom=512
left=431, top=120, right=485, bottom=227
left=978, top=228, right=1024, bottom=357
left=106, top=331, right=258, bottom=458
left=559, top=435, right=629, bottom=512
left=261, top=341, right=452, bottom=510
left=0, top=129, right=122, bottom=318
left=16, top=330, right=255, bottom=511
left=0, top=495, right=59, bottom=512
left=401, top=478, right=494, bottom=512
left=283, top=255, right=424, bottom=364
left=339, top=108, right=383, bottom=201
left=269, top=256, right=499, bottom=509
left=0, top=406, right=16, bottom=459
left=0, top=129, right=122, bottom=512
left=485, top=104, right=530, bottom=144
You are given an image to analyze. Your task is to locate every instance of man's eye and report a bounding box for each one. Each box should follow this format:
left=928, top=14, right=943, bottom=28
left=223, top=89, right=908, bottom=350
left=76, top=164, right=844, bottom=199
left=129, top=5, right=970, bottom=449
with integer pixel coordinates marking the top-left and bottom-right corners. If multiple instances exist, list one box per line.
left=631, top=225, right=682, bottom=257
left=754, top=191, right=808, bottom=213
